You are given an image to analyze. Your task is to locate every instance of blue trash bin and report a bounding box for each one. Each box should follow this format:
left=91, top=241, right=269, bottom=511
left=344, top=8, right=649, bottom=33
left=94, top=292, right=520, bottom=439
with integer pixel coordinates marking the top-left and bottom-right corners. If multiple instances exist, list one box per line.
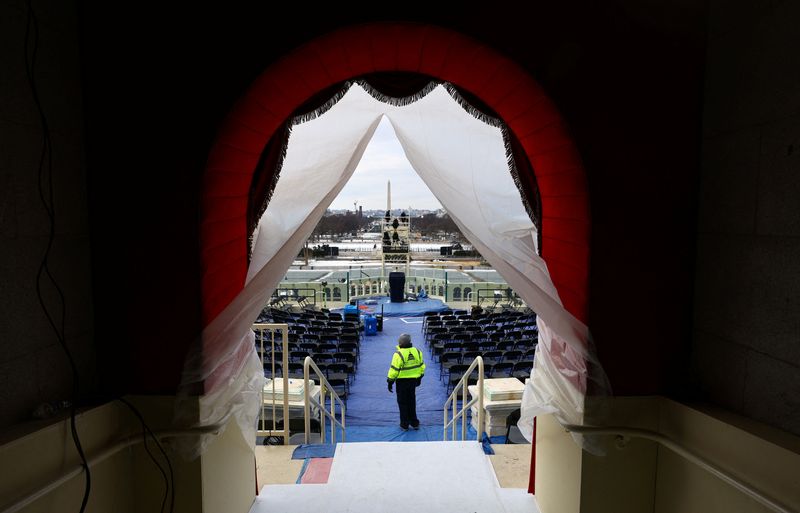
left=364, top=315, right=378, bottom=336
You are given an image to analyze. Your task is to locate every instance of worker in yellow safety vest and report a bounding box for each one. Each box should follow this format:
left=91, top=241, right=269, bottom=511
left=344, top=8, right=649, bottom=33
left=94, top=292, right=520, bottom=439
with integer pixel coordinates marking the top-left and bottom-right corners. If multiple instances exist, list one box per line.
left=387, top=333, right=425, bottom=430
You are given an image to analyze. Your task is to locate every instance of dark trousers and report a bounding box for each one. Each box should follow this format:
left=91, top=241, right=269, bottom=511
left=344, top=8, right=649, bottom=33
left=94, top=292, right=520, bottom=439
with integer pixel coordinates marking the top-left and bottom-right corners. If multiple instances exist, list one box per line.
left=395, top=378, right=419, bottom=427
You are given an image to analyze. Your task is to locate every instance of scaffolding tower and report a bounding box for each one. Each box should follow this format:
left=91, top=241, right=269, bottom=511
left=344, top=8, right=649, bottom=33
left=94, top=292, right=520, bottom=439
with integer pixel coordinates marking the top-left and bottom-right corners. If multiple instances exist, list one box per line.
left=381, top=210, right=411, bottom=286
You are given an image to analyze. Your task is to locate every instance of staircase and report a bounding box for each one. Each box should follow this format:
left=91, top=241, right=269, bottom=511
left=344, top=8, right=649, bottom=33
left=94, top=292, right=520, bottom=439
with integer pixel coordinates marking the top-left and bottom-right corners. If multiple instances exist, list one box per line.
left=250, top=441, right=539, bottom=513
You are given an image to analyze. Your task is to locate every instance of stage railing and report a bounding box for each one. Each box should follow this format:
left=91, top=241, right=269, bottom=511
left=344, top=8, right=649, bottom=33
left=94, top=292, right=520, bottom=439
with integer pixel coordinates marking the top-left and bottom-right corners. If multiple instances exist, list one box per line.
left=443, top=356, right=484, bottom=441
left=254, top=323, right=290, bottom=444
left=303, top=356, right=346, bottom=444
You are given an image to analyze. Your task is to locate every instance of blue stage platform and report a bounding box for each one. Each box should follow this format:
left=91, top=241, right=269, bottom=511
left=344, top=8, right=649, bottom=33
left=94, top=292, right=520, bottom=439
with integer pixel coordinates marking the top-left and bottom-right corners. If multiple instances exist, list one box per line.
left=332, top=295, right=449, bottom=317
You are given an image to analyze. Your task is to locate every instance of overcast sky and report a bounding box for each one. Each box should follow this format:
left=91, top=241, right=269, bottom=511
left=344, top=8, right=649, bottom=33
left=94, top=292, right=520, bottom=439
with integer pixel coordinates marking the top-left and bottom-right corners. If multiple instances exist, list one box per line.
left=328, top=117, right=443, bottom=211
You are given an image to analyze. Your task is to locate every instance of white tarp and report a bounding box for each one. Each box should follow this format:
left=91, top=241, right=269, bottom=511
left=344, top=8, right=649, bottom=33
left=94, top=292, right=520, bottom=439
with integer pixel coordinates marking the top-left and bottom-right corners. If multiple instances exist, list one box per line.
left=178, top=82, right=608, bottom=457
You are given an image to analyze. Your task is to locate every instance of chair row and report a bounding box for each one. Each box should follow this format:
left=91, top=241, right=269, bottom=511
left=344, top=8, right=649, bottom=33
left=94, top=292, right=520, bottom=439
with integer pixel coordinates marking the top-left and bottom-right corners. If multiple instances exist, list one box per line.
left=256, top=340, right=360, bottom=356
left=254, top=321, right=362, bottom=344
left=423, top=309, right=534, bottom=327
left=286, top=332, right=361, bottom=344
left=430, top=339, right=537, bottom=358
left=287, top=323, right=359, bottom=333
left=258, top=317, right=361, bottom=333
left=438, top=348, right=536, bottom=367
left=426, top=329, right=538, bottom=345
left=263, top=366, right=351, bottom=400
left=443, top=360, right=534, bottom=392
left=424, top=320, right=537, bottom=340
left=428, top=318, right=533, bottom=328
left=261, top=306, right=362, bottom=325
left=257, top=348, right=359, bottom=365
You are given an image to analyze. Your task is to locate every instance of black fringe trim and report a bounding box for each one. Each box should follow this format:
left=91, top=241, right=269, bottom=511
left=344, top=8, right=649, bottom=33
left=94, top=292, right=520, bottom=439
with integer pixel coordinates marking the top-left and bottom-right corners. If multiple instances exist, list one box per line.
left=249, top=79, right=541, bottom=259
left=290, top=81, right=357, bottom=125
left=356, top=79, right=441, bottom=108
left=253, top=81, right=357, bottom=251
left=441, top=83, right=539, bottom=230
left=249, top=123, right=292, bottom=256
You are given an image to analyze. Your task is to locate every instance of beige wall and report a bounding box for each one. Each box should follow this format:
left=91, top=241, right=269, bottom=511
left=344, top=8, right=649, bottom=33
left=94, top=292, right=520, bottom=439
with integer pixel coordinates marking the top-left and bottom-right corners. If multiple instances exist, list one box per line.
left=0, top=396, right=258, bottom=513
left=0, top=402, right=135, bottom=513
left=534, top=399, right=660, bottom=513
left=535, top=414, right=582, bottom=513
left=535, top=397, right=800, bottom=513
left=4, top=396, right=797, bottom=513
left=124, top=396, right=204, bottom=513
left=654, top=400, right=800, bottom=513
left=201, top=421, right=257, bottom=513
left=579, top=397, right=660, bottom=513
left=123, top=396, right=257, bottom=513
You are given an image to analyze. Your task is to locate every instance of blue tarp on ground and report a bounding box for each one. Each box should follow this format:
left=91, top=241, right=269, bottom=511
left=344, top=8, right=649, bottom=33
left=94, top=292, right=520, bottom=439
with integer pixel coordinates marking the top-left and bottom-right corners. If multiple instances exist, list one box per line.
left=295, top=458, right=310, bottom=482
left=344, top=317, right=449, bottom=427
left=292, top=444, right=337, bottom=459
left=332, top=296, right=449, bottom=317
left=290, top=428, right=505, bottom=457
left=294, top=426, right=506, bottom=445
left=277, top=315, right=518, bottom=450
left=339, top=317, right=512, bottom=449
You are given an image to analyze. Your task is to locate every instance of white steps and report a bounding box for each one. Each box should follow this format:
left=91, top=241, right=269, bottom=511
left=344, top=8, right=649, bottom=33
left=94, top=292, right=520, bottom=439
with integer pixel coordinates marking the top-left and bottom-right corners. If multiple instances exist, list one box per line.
left=250, top=441, right=539, bottom=513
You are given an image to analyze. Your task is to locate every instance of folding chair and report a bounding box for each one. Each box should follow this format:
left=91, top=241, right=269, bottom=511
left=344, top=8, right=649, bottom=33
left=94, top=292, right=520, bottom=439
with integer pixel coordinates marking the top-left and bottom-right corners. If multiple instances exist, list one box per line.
left=504, top=408, right=528, bottom=444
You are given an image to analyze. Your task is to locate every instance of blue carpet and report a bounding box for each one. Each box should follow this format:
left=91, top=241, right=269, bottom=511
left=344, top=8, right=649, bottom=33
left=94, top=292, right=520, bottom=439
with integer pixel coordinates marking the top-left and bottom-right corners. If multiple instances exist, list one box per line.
left=343, top=425, right=505, bottom=445
left=265, top=315, right=506, bottom=445
left=292, top=444, right=337, bottom=459
left=345, top=317, right=449, bottom=428
left=333, top=296, right=449, bottom=317
left=341, top=317, right=509, bottom=445
left=326, top=425, right=447, bottom=443
left=291, top=427, right=505, bottom=455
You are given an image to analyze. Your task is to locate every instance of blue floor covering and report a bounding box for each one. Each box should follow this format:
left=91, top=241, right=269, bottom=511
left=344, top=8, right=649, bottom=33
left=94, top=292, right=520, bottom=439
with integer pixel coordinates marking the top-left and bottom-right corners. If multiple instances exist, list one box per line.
left=315, top=425, right=505, bottom=445
left=259, top=314, right=509, bottom=446
left=332, top=295, right=449, bottom=317
left=340, top=316, right=507, bottom=444
left=290, top=426, right=503, bottom=459
left=345, top=316, right=447, bottom=428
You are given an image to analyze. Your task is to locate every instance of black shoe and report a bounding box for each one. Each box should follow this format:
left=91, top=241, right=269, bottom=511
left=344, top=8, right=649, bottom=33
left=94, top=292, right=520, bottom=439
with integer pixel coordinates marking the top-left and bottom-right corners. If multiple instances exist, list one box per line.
left=400, top=424, right=409, bottom=430
left=411, top=424, right=420, bottom=430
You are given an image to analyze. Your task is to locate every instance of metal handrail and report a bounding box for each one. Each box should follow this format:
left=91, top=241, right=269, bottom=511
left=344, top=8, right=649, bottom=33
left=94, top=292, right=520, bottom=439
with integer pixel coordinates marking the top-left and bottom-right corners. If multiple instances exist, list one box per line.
left=0, top=423, right=223, bottom=513
left=443, top=356, right=484, bottom=442
left=253, top=323, right=290, bottom=444
left=562, top=424, right=794, bottom=513
left=303, top=356, right=346, bottom=445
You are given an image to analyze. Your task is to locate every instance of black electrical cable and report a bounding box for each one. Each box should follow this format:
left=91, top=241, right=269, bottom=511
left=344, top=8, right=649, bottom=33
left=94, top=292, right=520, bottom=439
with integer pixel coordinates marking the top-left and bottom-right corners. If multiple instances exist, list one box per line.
left=24, top=1, right=91, bottom=510
left=139, top=423, right=169, bottom=513
left=117, top=398, right=175, bottom=513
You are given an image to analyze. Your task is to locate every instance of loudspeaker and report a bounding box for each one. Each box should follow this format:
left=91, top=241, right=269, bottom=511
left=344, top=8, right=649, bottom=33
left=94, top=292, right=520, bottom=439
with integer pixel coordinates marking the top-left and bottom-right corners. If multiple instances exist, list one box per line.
left=389, top=272, right=405, bottom=303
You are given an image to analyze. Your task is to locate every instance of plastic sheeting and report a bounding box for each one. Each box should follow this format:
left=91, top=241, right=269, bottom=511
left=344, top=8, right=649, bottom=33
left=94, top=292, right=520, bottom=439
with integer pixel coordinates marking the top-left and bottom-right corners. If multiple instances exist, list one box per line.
left=177, top=81, right=609, bottom=458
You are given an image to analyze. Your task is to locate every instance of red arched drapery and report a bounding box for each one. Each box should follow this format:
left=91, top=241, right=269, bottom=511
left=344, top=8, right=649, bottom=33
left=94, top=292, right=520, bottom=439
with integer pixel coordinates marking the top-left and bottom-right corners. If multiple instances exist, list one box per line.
left=201, top=22, right=590, bottom=327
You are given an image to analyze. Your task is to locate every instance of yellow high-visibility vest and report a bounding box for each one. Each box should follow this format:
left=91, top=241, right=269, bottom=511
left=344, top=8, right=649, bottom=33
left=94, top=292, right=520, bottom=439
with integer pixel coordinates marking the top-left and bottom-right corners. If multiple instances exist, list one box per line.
left=387, top=346, right=426, bottom=380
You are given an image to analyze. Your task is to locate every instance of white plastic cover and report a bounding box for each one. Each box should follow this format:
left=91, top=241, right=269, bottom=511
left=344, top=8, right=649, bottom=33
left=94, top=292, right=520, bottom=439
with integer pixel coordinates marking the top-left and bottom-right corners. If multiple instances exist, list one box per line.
left=177, top=82, right=609, bottom=458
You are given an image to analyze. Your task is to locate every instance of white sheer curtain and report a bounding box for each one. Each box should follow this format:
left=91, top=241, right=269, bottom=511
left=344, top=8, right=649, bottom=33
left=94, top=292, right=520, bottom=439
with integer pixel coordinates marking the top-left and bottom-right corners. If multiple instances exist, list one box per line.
left=177, top=83, right=608, bottom=458
left=385, top=89, right=604, bottom=446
